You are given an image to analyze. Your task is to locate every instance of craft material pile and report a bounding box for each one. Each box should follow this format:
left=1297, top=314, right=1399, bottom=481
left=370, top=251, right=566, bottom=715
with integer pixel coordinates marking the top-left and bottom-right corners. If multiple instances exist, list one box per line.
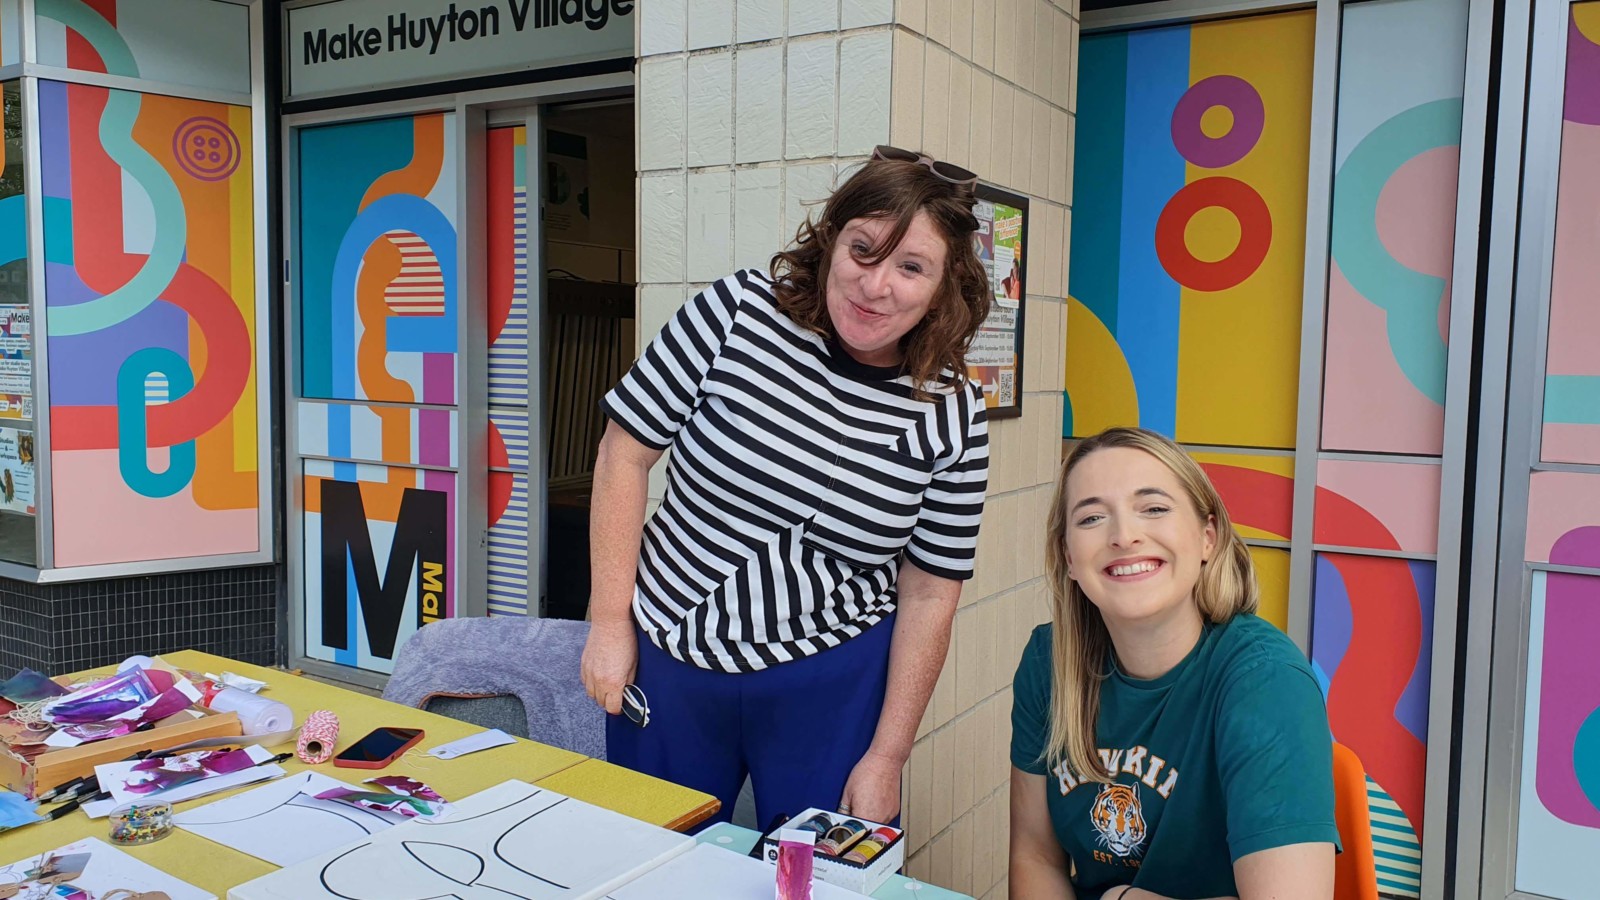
left=0, top=659, right=273, bottom=766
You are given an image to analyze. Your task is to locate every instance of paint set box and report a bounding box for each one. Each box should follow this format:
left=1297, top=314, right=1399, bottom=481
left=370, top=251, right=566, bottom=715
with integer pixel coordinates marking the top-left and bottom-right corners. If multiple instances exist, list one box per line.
left=758, top=807, right=906, bottom=895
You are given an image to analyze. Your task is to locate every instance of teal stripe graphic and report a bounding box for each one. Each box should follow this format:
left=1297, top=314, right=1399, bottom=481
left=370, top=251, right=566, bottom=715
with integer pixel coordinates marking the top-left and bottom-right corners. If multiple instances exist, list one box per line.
left=39, top=0, right=189, bottom=338
left=1545, top=375, right=1600, bottom=425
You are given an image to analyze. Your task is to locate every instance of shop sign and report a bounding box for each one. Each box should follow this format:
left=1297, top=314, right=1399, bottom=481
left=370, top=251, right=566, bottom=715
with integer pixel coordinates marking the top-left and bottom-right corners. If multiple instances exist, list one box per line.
left=287, top=0, right=634, bottom=101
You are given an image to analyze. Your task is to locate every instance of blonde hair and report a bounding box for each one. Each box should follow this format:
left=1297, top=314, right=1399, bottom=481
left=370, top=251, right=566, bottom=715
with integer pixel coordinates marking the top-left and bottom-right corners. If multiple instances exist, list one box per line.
left=1041, top=427, right=1258, bottom=782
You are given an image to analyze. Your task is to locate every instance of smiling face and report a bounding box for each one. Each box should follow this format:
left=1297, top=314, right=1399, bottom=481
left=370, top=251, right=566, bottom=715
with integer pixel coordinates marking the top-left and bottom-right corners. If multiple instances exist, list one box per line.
left=1062, top=447, right=1217, bottom=630
left=824, top=211, right=949, bottom=367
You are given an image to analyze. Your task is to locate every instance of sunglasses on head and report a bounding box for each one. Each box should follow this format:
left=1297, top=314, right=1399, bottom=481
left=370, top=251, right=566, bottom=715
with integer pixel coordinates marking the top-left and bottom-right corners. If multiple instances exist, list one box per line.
left=871, top=145, right=980, bottom=191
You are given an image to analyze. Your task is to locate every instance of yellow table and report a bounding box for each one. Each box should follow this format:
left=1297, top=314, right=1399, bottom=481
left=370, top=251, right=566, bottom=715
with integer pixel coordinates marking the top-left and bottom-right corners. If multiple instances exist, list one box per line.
left=0, top=650, right=719, bottom=896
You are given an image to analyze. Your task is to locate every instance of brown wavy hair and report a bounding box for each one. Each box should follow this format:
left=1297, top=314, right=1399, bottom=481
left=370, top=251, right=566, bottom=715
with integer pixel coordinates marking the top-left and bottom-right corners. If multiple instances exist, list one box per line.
left=769, top=158, right=992, bottom=397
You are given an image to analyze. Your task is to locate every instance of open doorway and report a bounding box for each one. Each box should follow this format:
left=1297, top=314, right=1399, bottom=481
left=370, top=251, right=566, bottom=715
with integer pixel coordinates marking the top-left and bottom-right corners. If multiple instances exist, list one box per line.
left=535, top=101, right=634, bottom=620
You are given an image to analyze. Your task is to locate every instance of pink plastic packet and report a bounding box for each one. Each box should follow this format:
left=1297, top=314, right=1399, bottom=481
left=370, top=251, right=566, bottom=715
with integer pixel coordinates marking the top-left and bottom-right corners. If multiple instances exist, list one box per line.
left=775, top=828, right=815, bottom=900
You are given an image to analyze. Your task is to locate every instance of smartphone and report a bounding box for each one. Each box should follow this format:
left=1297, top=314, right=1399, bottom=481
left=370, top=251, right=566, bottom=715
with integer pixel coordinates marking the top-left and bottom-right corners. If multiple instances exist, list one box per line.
left=331, top=726, right=425, bottom=769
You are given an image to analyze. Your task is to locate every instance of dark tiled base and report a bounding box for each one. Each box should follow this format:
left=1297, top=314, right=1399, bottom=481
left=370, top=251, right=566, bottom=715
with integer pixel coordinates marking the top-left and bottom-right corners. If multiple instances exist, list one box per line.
left=0, top=565, right=280, bottom=677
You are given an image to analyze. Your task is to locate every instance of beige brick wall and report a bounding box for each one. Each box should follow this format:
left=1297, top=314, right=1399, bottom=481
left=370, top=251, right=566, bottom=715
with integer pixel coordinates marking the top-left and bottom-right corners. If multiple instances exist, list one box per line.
left=891, top=1, right=1078, bottom=896
left=635, top=2, right=1078, bottom=895
left=636, top=0, right=898, bottom=502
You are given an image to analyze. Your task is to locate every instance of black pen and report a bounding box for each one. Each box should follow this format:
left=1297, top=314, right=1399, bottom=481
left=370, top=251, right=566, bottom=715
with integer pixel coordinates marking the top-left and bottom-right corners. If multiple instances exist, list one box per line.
left=34, top=777, right=88, bottom=803
left=258, top=752, right=293, bottom=767
left=38, top=796, right=86, bottom=822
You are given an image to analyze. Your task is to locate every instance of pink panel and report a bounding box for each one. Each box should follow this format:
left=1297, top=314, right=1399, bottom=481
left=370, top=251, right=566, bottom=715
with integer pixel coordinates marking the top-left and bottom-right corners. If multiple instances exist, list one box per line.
left=1315, top=459, right=1442, bottom=554
left=1322, top=263, right=1446, bottom=455
left=1541, top=13, right=1600, bottom=464
left=1544, top=422, right=1600, bottom=465
left=51, top=449, right=258, bottom=567
left=1526, top=471, right=1600, bottom=563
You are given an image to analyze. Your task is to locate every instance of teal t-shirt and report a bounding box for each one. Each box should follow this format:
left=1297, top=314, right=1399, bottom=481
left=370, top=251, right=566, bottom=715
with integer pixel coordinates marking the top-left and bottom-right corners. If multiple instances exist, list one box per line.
left=1009, top=614, right=1340, bottom=898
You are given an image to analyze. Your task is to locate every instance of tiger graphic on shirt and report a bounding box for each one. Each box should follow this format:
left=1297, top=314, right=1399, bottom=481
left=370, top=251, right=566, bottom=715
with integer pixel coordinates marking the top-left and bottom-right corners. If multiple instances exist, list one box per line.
left=1090, top=783, right=1147, bottom=858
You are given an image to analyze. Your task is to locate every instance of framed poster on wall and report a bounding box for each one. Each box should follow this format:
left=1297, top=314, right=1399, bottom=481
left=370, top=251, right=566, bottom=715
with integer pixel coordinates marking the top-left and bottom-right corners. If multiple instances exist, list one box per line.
left=970, top=184, right=1028, bottom=419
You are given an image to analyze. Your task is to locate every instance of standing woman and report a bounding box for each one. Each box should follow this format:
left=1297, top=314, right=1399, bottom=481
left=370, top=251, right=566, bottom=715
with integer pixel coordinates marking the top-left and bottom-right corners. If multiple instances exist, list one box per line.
left=1010, top=427, right=1338, bottom=899
left=581, top=148, right=992, bottom=827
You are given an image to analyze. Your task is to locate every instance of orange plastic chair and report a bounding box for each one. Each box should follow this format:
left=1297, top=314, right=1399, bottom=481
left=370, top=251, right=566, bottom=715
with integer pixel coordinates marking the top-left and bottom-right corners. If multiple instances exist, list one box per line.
left=1331, top=742, right=1380, bottom=900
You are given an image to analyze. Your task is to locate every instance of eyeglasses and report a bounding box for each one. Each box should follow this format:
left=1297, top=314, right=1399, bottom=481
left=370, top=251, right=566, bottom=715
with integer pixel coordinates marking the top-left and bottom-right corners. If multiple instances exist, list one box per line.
left=871, top=145, right=980, bottom=191
left=621, top=683, right=650, bottom=728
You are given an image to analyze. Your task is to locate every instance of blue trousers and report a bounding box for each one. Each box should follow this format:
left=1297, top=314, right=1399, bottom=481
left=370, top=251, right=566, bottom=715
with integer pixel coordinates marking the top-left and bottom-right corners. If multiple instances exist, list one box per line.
left=606, top=614, right=895, bottom=829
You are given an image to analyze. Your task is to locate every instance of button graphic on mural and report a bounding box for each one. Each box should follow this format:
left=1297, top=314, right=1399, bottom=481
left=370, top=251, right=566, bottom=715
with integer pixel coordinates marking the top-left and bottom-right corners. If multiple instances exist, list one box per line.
left=173, top=116, right=241, bottom=182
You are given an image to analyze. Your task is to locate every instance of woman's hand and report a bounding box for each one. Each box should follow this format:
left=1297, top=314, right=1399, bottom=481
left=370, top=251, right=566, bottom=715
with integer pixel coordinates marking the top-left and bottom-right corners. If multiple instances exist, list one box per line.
left=838, top=749, right=905, bottom=823
left=580, top=619, right=638, bottom=715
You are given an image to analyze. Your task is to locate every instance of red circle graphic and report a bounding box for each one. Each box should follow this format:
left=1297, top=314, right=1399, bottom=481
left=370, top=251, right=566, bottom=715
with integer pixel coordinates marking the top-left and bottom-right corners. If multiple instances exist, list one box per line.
left=1154, top=177, right=1272, bottom=292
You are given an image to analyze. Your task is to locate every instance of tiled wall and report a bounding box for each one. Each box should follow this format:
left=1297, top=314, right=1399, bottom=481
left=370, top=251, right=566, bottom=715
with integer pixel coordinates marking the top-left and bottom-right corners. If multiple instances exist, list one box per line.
left=890, top=1, right=1077, bottom=897
left=0, top=566, right=279, bottom=676
left=636, top=1, right=1078, bottom=895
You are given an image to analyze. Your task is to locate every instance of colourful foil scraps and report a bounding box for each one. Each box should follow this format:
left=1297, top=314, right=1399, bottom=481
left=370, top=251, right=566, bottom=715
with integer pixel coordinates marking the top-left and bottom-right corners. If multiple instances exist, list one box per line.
left=121, top=747, right=260, bottom=797
left=44, top=670, right=159, bottom=724
left=364, top=775, right=443, bottom=802
left=0, top=668, right=68, bottom=704
left=313, top=777, right=449, bottom=819
left=58, top=682, right=200, bottom=745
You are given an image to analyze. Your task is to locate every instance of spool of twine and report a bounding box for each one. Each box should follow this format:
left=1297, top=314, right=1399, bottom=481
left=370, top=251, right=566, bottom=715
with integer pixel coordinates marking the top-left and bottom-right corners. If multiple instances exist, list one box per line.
left=297, top=709, right=340, bottom=764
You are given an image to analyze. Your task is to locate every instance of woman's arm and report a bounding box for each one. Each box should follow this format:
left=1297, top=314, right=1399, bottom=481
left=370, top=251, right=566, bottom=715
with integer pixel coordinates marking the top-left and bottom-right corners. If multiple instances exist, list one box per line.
left=838, top=559, right=959, bottom=822
left=1110, top=842, right=1331, bottom=900
left=579, top=421, right=665, bottom=714
left=1009, top=766, right=1075, bottom=900
left=1232, top=842, right=1334, bottom=898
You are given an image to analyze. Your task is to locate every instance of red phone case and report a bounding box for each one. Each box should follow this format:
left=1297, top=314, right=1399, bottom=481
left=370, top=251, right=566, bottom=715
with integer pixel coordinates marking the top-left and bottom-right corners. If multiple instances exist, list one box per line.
left=332, top=727, right=426, bottom=769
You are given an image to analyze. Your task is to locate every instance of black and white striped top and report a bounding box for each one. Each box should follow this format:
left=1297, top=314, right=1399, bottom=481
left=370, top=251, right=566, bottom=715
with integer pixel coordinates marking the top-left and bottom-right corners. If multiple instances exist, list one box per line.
left=601, top=270, right=990, bottom=673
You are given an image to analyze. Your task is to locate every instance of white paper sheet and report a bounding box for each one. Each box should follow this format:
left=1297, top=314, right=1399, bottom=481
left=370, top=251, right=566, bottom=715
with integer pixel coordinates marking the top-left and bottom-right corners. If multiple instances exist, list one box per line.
left=228, top=780, right=696, bottom=900
left=176, top=771, right=414, bottom=867
left=96, top=744, right=279, bottom=806
left=84, top=758, right=286, bottom=819
left=605, top=843, right=872, bottom=899
left=0, top=836, right=214, bottom=900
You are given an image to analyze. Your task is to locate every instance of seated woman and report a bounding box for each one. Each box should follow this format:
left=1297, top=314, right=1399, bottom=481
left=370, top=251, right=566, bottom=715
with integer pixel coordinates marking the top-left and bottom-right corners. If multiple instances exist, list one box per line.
left=1009, top=427, right=1338, bottom=900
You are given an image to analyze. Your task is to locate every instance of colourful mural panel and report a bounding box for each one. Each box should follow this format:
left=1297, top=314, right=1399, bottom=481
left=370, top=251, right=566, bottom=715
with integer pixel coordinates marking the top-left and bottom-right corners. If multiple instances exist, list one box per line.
left=1516, top=570, right=1600, bottom=896
left=303, top=460, right=454, bottom=673
left=1313, top=552, right=1434, bottom=896
left=298, top=113, right=459, bottom=408
left=1542, top=3, right=1600, bottom=465
left=40, top=75, right=260, bottom=567
left=1316, top=459, right=1442, bottom=555
left=1249, top=546, right=1289, bottom=633
left=296, top=402, right=459, bottom=470
left=1064, top=10, right=1314, bottom=449
left=1192, top=451, right=1293, bottom=542
left=486, top=125, right=531, bottom=617
left=298, top=112, right=461, bottom=671
left=1526, top=471, right=1600, bottom=564
left=35, top=0, right=250, bottom=96
left=1322, top=0, right=1467, bottom=455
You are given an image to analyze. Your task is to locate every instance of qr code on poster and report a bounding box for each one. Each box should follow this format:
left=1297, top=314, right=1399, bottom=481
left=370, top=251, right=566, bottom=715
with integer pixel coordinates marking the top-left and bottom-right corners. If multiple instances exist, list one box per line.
left=998, top=370, right=1014, bottom=407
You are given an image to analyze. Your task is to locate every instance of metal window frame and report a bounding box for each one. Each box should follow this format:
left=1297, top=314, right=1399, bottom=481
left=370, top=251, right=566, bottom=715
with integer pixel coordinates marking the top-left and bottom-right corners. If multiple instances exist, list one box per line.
left=1471, top=0, right=1600, bottom=897
left=281, top=71, right=625, bottom=689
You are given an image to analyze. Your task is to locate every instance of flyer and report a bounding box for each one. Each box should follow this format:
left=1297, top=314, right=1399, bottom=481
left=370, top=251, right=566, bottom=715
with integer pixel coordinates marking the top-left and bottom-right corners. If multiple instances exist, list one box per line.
left=969, top=189, right=1028, bottom=416
left=0, top=426, right=35, bottom=514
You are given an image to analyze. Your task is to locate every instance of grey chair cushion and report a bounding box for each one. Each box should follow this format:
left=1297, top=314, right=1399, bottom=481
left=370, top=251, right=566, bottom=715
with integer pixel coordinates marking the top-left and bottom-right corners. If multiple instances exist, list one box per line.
left=382, top=616, right=604, bottom=759
left=422, top=695, right=530, bottom=739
